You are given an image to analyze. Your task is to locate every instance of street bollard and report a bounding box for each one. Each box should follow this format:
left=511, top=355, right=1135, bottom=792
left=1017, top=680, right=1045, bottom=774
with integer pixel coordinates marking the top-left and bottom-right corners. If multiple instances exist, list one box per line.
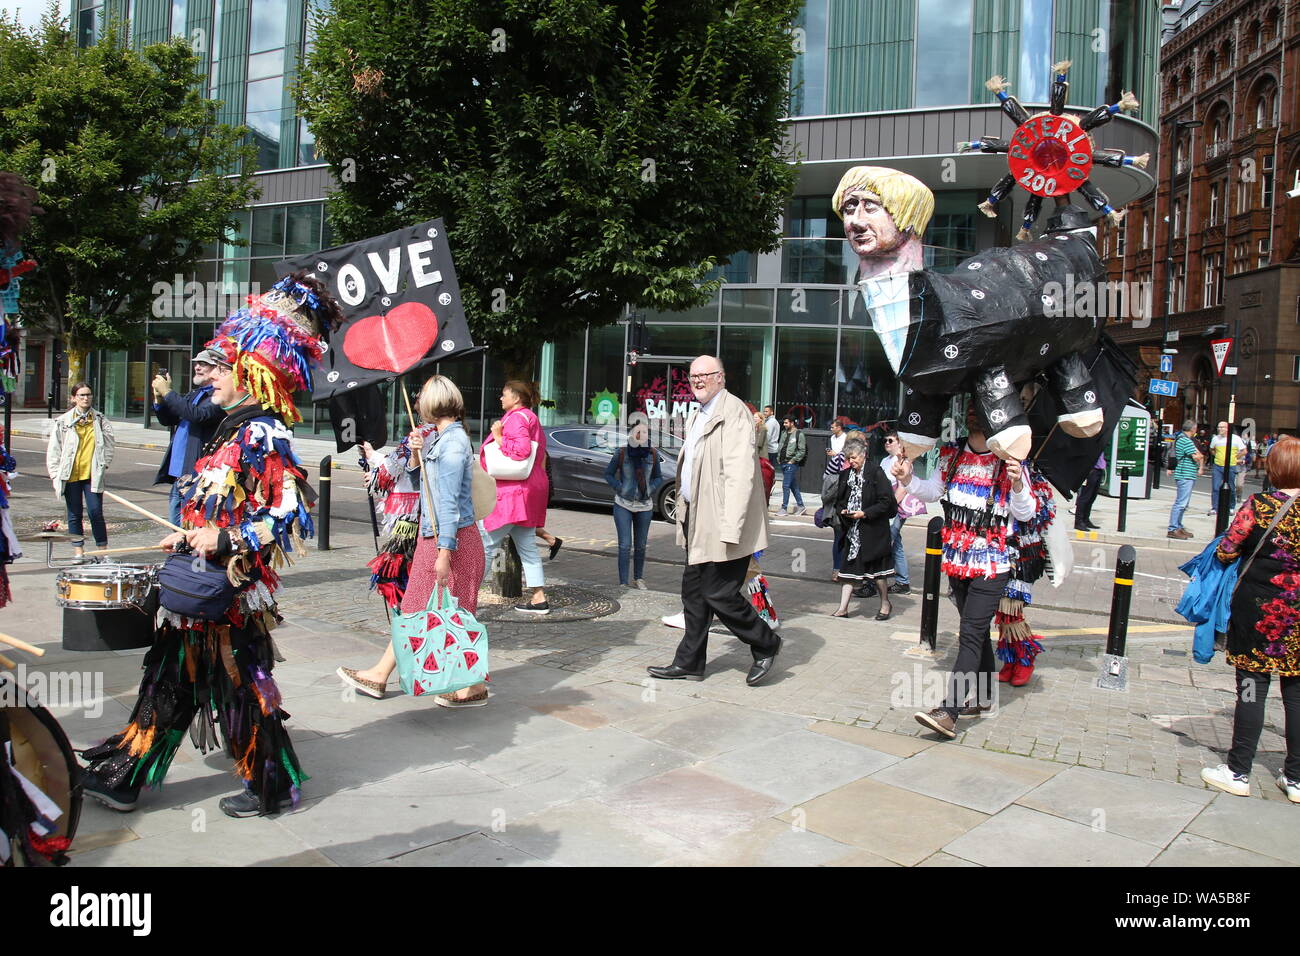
left=1116, top=467, right=1129, bottom=534
left=318, top=455, right=332, bottom=551
left=1097, top=544, right=1136, bottom=691
left=918, top=515, right=944, bottom=652
left=1215, top=476, right=1232, bottom=536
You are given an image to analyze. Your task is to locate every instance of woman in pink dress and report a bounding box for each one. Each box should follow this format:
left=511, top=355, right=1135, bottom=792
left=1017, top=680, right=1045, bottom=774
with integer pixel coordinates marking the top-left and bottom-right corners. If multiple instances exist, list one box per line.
left=481, top=380, right=551, bottom=613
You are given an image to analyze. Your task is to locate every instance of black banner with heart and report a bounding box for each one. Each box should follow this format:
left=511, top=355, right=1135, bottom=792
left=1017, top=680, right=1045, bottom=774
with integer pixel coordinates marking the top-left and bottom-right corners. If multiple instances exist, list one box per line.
left=276, top=218, right=476, bottom=403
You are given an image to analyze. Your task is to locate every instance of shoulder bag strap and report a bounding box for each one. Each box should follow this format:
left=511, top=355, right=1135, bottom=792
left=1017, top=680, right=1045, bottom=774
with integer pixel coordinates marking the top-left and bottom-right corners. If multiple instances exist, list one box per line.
left=1231, top=494, right=1297, bottom=598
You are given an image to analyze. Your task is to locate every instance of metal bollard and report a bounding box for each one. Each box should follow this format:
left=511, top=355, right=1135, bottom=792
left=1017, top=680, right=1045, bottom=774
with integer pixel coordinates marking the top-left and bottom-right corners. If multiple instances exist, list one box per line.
left=918, top=515, right=944, bottom=652
left=1097, top=544, right=1136, bottom=690
left=318, top=455, right=332, bottom=551
left=1116, top=467, right=1129, bottom=534
left=1215, top=475, right=1232, bottom=536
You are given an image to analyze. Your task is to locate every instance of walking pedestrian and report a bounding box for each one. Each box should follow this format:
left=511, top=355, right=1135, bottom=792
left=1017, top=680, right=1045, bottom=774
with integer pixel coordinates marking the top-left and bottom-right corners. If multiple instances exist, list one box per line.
left=46, top=382, right=115, bottom=557
left=776, top=416, right=807, bottom=516
left=79, top=272, right=336, bottom=817
left=897, top=404, right=1055, bottom=738
left=647, top=355, right=781, bottom=685
left=830, top=439, right=897, bottom=619
left=339, top=375, right=488, bottom=705
left=152, top=351, right=225, bottom=527
left=1201, top=436, right=1300, bottom=802
left=1073, top=453, right=1105, bottom=531
left=1208, top=421, right=1247, bottom=516
left=763, top=405, right=780, bottom=469
left=481, top=380, right=551, bottom=613
left=605, top=416, right=664, bottom=589
left=1167, top=419, right=1204, bottom=539
left=881, top=429, right=925, bottom=595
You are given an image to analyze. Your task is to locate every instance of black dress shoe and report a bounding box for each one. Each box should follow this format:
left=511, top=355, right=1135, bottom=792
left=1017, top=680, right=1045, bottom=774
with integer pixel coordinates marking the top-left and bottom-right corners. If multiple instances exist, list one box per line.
left=746, top=636, right=782, bottom=687
left=646, top=664, right=704, bottom=681
left=1085, top=521, right=1100, bottom=531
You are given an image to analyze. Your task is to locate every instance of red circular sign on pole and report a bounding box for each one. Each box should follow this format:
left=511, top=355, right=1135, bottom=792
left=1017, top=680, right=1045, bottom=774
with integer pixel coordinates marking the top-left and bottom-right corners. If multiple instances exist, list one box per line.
left=1007, top=112, right=1094, bottom=198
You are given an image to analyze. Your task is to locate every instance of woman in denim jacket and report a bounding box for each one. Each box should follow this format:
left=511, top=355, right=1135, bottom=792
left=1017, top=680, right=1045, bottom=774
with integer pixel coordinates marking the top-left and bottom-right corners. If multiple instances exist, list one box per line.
left=339, top=375, right=488, bottom=706
left=604, top=417, right=664, bottom=588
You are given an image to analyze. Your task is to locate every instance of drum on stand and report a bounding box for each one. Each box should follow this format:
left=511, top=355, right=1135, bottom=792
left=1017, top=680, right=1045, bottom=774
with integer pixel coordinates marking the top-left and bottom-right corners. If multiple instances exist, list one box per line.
left=55, top=563, right=159, bottom=652
left=1, top=677, right=82, bottom=866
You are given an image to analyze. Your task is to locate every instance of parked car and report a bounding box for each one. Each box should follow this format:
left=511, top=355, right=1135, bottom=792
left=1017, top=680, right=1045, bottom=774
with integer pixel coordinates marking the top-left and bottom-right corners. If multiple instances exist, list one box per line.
left=542, top=425, right=678, bottom=522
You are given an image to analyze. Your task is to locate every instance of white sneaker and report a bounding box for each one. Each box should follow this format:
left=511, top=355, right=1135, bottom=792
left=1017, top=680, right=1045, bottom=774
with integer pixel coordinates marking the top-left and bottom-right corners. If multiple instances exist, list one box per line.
left=634, top=579, right=648, bottom=590
left=1277, top=774, right=1300, bottom=804
left=661, top=612, right=686, bottom=629
left=1201, top=764, right=1250, bottom=796
left=776, top=509, right=788, bottom=517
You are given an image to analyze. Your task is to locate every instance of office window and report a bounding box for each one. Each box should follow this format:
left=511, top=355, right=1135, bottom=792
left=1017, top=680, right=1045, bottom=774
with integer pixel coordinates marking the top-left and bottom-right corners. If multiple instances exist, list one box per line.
left=1173, top=200, right=1182, bottom=238
left=1262, top=154, right=1275, bottom=208
left=1294, top=355, right=1300, bottom=381
left=787, top=0, right=827, bottom=117
left=1019, top=0, right=1053, bottom=104
left=1259, top=237, right=1271, bottom=269
left=1237, top=178, right=1250, bottom=214
left=1116, top=224, right=1126, bottom=259
left=774, top=327, right=836, bottom=429
left=1141, top=214, right=1149, bottom=249
left=170, top=0, right=187, bottom=38
left=914, top=0, right=971, bottom=108
left=1172, top=262, right=1185, bottom=312
left=1209, top=181, right=1219, bottom=224
left=1203, top=253, right=1222, bottom=307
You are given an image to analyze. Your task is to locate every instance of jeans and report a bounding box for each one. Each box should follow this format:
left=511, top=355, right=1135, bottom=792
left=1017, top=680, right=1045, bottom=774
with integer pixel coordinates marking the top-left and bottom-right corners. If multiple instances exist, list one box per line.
left=168, top=481, right=184, bottom=529
left=1228, top=670, right=1300, bottom=781
left=1211, top=464, right=1236, bottom=512
left=890, top=515, right=908, bottom=586
left=1168, top=477, right=1194, bottom=531
left=63, top=479, right=107, bottom=547
left=941, top=572, right=1008, bottom=719
left=612, top=504, right=653, bottom=584
left=780, top=463, right=803, bottom=509
left=482, top=523, right=546, bottom=588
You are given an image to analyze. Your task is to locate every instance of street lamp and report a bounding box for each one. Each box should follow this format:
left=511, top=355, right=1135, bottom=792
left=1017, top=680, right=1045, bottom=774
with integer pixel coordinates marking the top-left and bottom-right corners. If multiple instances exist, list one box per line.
left=1156, top=117, right=1203, bottom=490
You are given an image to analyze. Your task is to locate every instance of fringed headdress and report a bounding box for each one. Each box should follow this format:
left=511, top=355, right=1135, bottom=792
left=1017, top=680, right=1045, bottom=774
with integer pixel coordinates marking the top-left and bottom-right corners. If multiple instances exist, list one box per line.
left=205, top=272, right=341, bottom=425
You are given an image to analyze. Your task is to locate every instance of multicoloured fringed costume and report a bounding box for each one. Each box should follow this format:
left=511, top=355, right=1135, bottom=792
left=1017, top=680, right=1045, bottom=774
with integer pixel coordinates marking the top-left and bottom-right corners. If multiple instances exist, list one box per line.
left=363, top=425, right=435, bottom=608
left=81, top=275, right=335, bottom=817
left=934, top=443, right=1055, bottom=676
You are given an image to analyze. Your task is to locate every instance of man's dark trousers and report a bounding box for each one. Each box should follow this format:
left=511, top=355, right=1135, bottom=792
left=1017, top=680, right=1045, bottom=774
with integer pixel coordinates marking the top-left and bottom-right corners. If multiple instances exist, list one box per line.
left=673, top=535, right=777, bottom=672
left=941, top=571, right=1009, bottom=718
left=1075, top=467, right=1103, bottom=528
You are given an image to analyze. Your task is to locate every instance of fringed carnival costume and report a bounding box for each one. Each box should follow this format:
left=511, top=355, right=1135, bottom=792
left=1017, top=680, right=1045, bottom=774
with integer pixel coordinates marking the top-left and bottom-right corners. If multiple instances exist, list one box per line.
left=936, top=443, right=1055, bottom=680
left=363, top=424, right=436, bottom=609
left=81, top=274, right=339, bottom=816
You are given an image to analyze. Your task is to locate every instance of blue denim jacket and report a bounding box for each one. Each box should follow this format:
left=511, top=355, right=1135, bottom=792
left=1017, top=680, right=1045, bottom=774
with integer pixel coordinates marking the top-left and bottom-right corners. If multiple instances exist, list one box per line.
left=603, top=445, right=664, bottom=502
left=418, top=421, right=477, bottom=548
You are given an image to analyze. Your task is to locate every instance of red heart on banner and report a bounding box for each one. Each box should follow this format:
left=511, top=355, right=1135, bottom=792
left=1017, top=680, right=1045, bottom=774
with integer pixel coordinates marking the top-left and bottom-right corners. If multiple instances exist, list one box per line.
left=463, top=651, right=479, bottom=670
left=343, top=301, right=440, bottom=374
left=409, top=634, right=425, bottom=654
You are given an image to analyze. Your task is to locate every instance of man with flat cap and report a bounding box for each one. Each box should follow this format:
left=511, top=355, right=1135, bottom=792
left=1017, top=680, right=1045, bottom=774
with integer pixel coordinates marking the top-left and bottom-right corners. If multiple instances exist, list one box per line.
left=152, top=349, right=226, bottom=527
left=648, top=354, right=781, bottom=686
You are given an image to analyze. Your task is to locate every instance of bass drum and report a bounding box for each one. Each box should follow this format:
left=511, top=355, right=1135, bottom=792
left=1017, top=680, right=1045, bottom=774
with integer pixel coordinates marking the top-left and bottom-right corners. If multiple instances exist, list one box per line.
left=1, top=678, right=82, bottom=866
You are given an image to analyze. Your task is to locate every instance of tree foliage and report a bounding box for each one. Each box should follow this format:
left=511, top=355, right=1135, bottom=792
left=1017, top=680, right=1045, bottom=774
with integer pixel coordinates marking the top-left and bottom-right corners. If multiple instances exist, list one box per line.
left=297, top=0, right=801, bottom=373
left=0, top=9, right=257, bottom=363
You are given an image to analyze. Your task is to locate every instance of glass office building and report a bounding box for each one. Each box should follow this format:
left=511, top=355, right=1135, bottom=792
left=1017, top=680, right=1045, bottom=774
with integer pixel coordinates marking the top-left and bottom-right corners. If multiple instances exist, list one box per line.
left=80, top=0, right=1159, bottom=447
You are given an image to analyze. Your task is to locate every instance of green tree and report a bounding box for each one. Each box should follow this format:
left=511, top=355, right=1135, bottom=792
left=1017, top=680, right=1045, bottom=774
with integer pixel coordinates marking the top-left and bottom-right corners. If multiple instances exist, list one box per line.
left=0, top=9, right=258, bottom=391
left=297, top=0, right=801, bottom=378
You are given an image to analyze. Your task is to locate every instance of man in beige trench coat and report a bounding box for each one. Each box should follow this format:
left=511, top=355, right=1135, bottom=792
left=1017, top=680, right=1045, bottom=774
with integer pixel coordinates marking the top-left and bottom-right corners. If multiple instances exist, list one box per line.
left=647, top=355, right=782, bottom=686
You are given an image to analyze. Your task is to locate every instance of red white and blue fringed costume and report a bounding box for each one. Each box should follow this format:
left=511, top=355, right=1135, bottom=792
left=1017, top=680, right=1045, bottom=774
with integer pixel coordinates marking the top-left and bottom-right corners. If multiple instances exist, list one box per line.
left=82, top=277, right=329, bottom=815
left=936, top=445, right=1055, bottom=668
left=363, top=424, right=435, bottom=608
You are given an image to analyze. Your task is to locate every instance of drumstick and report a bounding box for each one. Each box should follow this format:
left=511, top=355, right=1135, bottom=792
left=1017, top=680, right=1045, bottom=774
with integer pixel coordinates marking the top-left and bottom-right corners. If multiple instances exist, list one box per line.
left=0, top=651, right=15, bottom=670
left=83, top=545, right=169, bottom=557
left=0, top=632, right=44, bottom=657
left=103, top=491, right=183, bottom=532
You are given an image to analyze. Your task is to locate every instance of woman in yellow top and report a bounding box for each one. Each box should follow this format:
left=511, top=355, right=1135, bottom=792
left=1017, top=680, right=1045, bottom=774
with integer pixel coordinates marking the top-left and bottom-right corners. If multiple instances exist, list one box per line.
left=46, top=382, right=116, bottom=556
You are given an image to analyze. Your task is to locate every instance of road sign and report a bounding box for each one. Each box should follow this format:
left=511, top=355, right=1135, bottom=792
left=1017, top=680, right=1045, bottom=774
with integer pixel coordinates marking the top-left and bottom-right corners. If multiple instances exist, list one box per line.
left=1159, top=354, right=1173, bottom=374
left=1165, top=330, right=1180, bottom=343
left=1225, top=366, right=1238, bottom=376
left=1211, top=338, right=1232, bottom=376
left=1148, top=378, right=1178, bottom=397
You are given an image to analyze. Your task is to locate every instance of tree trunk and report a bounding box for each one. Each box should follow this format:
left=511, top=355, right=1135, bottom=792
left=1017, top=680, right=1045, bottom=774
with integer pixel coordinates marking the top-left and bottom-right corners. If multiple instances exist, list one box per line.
left=65, top=344, right=89, bottom=393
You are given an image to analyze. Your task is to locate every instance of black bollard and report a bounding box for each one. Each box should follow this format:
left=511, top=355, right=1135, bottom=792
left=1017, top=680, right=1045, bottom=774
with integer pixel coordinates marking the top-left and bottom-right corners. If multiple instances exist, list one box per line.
left=1215, top=475, right=1232, bottom=536
left=918, top=515, right=944, bottom=652
left=1116, top=467, right=1130, bottom=534
left=318, top=455, right=332, bottom=551
left=1098, top=544, right=1136, bottom=690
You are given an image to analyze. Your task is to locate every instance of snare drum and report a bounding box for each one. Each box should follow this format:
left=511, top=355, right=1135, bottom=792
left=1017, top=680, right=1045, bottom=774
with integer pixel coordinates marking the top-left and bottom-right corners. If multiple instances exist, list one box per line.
left=56, top=563, right=158, bottom=610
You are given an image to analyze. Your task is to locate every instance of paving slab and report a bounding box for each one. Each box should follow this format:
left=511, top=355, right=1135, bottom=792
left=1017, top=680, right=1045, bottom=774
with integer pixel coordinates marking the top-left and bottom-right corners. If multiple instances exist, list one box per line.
left=492, top=798, right=694, bottom=866
left=1149, top=832, right=1292, bottom=866
left=659, top=818, right=873, bottom=867
left=70, top=813, right=317, bottom=867
left=1184, top=792, right=1300, bottom=863
left=371, top=832, right=548, bottom=867
left=807, top=721, right=936, bottom=757
left=701, top=729, right=901, bottom=806
left=780, top=777, right=987, bottom=866
left=597, top=767, right=784, bottom=847
left=870, top=745, right=1064, bottom=814
left=616, top=700, right=810, bottom=759
left=1015, top=765, right=1214, bottom=847
left=917, top=851, right=982, bottom=867
left=943, top=805, right=1162, bottom=866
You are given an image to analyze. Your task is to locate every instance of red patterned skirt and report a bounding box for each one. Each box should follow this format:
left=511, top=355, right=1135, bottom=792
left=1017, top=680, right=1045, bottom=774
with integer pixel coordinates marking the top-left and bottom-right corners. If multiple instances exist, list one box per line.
left=401, top=524, right=485, bottom=615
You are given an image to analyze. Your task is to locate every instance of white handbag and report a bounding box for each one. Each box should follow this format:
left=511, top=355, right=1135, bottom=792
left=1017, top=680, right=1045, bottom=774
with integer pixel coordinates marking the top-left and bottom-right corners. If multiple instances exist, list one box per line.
left=483, top=438, right=538, bottom=481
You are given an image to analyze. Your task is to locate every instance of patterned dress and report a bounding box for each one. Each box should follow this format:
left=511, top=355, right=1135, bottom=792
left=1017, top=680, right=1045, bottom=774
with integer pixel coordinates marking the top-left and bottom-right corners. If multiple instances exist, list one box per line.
left=1217, top=492, right=1300, bottom=675
left=81, top=405, right=314, bottom=813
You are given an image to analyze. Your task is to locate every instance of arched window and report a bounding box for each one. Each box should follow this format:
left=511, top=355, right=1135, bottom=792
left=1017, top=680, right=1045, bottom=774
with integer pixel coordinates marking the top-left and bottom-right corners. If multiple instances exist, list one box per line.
left=1205, top=51, right=1217, bottom=81
left=1263, top=8, right=1279, bottom=42
left=1250, top=20, right=1263, bottom=52
left=1254, top=79, right=1279, bottom=128
left=1221, top=38, right=1233, bottom=68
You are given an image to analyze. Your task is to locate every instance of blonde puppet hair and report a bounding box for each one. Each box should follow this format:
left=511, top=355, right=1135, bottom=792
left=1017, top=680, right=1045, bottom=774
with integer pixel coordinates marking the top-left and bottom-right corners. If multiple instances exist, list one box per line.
left=831, top=166, right=935, bottom=239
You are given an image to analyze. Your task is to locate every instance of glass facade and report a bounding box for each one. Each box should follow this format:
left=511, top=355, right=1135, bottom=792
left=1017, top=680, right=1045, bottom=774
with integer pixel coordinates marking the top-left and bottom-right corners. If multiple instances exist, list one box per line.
left=914, top=0, right=972, bottom=108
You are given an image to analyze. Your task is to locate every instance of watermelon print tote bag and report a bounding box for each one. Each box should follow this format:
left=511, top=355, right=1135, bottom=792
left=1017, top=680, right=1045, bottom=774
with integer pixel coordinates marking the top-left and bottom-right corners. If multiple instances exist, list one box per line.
left=392, top=587, right=490, bottom=697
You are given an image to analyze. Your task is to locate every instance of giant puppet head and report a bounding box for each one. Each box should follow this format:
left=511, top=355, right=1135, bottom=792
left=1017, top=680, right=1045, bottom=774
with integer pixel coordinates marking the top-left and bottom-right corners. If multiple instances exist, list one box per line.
left=834, top=165, right=1110, bottom=463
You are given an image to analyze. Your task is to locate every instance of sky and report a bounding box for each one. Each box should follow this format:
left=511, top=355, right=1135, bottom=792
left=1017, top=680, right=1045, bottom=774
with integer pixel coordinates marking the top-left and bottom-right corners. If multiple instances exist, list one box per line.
left=0, top=0, right=66, bottom=27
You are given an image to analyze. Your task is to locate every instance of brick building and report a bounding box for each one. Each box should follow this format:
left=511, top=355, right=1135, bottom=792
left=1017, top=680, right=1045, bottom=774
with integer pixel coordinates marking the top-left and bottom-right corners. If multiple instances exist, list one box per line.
left=1103, top=0, right=1300, bottom=438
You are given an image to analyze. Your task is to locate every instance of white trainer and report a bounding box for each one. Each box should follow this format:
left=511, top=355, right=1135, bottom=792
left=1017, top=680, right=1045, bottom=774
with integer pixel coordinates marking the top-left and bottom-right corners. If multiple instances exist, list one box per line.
left=1201, top=764, right=1250, bottom=796
left=661, top=612, right=686, bottom=629
left=1277, top=774, right=1300, bottom=804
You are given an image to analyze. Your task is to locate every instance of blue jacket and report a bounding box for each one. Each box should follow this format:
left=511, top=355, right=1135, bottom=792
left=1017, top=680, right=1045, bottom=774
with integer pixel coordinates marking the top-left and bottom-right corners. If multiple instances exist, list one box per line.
left=1176, top=534, right=1237, bottom=665
left=604, top=445, right=664, bottom=503
left=418, top=421, right=477, bottom=548
left=153, top=385, right=224, bottom=484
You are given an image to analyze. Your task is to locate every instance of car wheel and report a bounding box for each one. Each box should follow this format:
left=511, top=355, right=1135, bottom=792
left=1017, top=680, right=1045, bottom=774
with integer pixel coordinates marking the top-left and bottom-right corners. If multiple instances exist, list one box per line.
left=656, top=484, right=677, bottom=523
